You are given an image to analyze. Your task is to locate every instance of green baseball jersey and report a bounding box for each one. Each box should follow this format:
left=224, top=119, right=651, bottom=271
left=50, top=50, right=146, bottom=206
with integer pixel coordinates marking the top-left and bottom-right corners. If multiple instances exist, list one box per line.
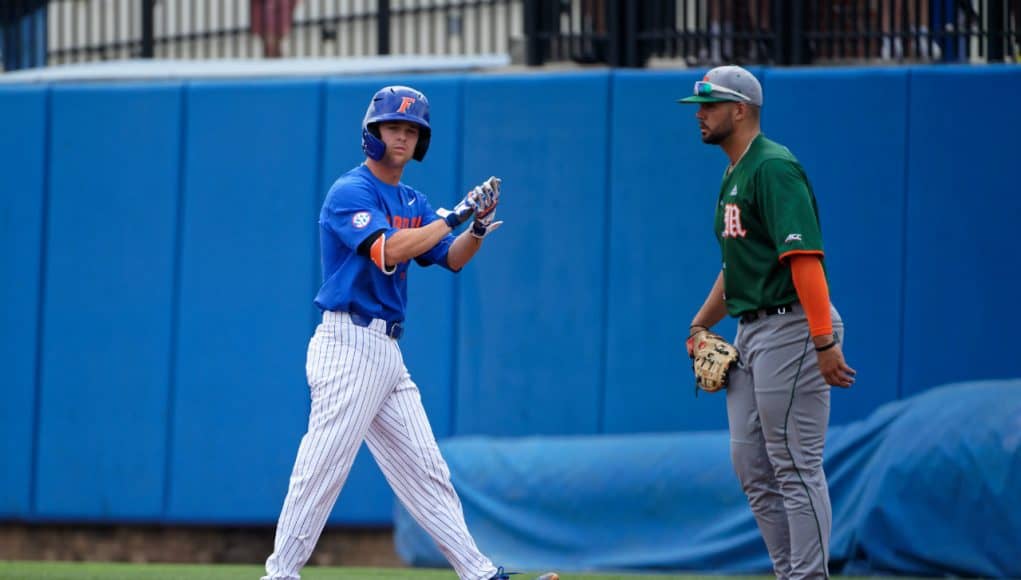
left=714, top=134, right=824, bottom=316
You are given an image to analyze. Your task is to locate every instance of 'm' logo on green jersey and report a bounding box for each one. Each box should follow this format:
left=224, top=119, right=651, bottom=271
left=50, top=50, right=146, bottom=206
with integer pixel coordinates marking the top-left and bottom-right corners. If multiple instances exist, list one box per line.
left=722, top=203, right=747, bottom=238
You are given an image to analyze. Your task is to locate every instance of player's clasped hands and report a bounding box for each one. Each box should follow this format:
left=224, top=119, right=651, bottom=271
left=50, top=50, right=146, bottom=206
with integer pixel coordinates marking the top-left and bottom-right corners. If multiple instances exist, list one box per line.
left=436, top=176, right=504, bottom=238
left=437, top=188, right=477, bottom=228
left=470, top=176, right=503, bottom=239
left=436, top=176, right=502, bottom=231
left=471, top=176, right=500, bottom=217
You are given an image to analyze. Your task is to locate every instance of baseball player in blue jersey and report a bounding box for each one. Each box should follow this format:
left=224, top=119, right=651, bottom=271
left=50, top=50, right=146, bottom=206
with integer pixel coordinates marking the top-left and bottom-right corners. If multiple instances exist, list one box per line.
left=262, top=86, right=558, bottom=580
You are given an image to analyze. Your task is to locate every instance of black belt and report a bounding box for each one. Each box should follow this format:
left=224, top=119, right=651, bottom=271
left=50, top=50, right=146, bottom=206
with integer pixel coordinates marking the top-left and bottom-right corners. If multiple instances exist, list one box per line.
left=348, top=311, right=404, bottom=340
left=739, top=302, right=795, bottom=324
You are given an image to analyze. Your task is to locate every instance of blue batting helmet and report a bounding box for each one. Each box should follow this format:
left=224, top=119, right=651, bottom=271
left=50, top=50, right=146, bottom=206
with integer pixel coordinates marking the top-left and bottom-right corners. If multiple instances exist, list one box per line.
left=361, top=85, right=432, bottom=162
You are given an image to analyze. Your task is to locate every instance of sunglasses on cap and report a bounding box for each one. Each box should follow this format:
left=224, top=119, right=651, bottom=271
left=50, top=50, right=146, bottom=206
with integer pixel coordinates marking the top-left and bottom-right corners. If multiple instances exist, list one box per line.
left=694, top=80, right=753, bottom=103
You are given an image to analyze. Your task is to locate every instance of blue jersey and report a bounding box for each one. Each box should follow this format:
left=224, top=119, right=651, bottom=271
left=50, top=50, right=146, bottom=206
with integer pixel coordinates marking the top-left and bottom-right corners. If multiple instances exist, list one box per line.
left=313, top=164, right=455, bottom=321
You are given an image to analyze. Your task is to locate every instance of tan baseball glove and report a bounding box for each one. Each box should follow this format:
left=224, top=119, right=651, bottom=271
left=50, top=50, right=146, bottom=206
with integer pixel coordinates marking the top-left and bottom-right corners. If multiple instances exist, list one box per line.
left=689, top=330, right=739, bottom=393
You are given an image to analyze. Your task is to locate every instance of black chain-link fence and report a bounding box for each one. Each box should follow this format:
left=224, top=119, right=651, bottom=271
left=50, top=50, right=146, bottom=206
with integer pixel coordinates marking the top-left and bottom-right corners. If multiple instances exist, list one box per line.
left=2, top=0, right=1019, bottom=71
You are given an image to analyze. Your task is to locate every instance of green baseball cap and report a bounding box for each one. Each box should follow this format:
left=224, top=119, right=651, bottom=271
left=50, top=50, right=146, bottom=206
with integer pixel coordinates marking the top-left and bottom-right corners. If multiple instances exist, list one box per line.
left=678, top=65, right=764, bottom=106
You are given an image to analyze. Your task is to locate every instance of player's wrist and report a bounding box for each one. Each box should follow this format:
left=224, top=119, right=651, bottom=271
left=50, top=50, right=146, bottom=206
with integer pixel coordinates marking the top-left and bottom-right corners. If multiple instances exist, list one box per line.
left=437, top=206, right=471, bottom=229
left=470, top=221, right=484, bottom=238
left=812, top=333, right=838, bottom=352
left=811, top=333, right=835, bottom=348
left=443, top=211, right=462, bottom=229
left=815, top=340, right=837, bottom=352
left=689, top=323, right=710, bottom=337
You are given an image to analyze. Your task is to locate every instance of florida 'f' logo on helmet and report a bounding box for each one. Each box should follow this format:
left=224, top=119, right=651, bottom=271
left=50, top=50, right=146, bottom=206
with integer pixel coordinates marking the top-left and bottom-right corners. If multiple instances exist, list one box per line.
left=397, top=97, right=416, bottom=113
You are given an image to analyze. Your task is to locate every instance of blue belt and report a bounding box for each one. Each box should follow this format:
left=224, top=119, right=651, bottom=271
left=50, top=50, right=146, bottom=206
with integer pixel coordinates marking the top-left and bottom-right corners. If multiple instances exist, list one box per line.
left=348, top=311, right=404, bottom=340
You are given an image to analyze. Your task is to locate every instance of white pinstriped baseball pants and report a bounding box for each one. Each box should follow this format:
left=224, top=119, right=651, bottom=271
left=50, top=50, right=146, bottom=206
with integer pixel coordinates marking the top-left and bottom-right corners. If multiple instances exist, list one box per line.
left=263, top=311, right=497, bottom=580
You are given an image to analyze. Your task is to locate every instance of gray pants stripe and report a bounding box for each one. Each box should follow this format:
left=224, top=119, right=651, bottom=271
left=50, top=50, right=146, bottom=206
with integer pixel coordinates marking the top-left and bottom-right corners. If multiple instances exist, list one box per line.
left=263, top=312, right=497, bottom=580
left=781, top=334, right=829, bottom=579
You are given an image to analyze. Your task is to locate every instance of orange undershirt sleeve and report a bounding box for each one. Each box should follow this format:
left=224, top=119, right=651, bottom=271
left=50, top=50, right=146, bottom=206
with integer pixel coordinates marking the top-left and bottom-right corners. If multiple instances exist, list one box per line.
left=369, top=234, right=396, bottom=275
left=789, top=254, right=833, bottom=337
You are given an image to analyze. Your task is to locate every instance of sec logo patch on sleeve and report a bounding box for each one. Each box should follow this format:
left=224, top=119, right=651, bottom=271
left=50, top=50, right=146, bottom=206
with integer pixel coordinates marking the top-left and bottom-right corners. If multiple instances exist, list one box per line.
left=352, top=211, right=372, bottom=229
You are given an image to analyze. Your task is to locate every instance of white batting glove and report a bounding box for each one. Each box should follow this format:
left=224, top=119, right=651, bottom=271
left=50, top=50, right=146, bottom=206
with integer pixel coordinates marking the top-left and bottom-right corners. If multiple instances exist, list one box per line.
left=472, top=176, right=500, bottom=218
left=436, top=189, right=476, bottom=229
left=471, top=208, right=503, bottom=239
left=470, top=176, right=503, bottom=239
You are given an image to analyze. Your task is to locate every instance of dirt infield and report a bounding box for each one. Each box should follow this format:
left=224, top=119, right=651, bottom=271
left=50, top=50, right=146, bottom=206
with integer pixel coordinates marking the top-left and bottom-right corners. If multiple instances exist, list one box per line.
left=0, top=524, right=404, bottom=567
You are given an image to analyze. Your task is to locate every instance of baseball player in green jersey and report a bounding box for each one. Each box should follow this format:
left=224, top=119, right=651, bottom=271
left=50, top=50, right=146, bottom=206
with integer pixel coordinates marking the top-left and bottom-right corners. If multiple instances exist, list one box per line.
left=680, top=66, right=856, bottom=579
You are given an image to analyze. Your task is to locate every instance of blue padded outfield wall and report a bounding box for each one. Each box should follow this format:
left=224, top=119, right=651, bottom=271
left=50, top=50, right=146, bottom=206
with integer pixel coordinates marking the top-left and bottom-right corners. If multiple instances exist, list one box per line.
left=0, top=86, right=47, bottom=519
left=35, top=85, right=182, bottom=521
left=1, top=66, right=1019, bottom=526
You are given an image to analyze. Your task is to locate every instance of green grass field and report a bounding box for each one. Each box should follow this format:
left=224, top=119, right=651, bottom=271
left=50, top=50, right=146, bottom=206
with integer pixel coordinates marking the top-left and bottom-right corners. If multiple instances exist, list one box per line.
left=0, top=562, right=770, bottom=580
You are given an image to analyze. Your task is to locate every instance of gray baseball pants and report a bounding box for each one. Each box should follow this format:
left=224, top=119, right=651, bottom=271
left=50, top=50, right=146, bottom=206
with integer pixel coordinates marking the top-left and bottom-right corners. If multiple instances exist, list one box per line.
left=727, top=303, right=843, bottom=580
